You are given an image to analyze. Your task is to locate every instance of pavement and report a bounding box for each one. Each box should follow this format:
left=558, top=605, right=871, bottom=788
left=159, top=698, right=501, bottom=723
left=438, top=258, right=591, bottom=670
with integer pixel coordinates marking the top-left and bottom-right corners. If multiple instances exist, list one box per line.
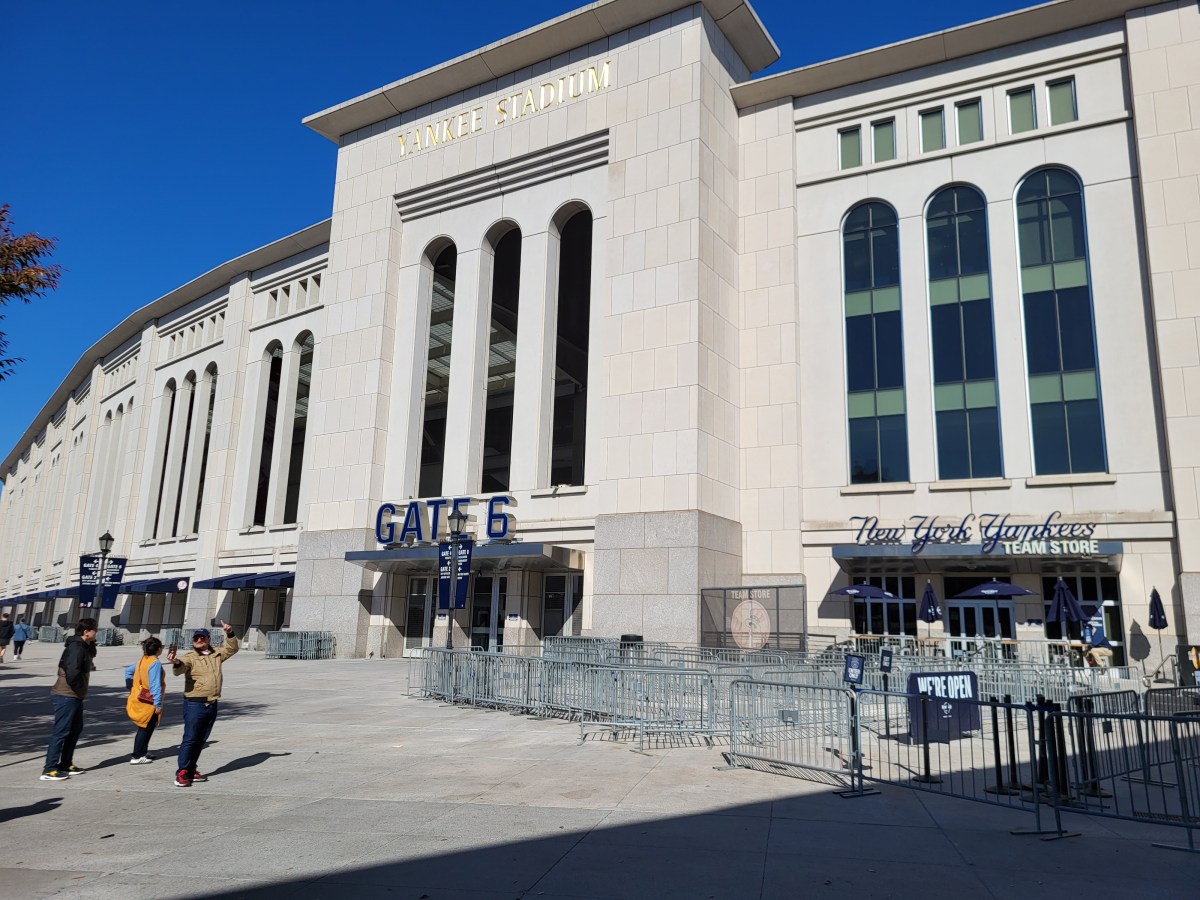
left=1, top=640, right=1198, bottom=900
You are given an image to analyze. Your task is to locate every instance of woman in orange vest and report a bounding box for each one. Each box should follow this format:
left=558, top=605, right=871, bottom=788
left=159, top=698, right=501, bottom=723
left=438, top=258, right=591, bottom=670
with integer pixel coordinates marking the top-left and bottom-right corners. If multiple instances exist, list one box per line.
left=124, top=637, right=165, bottom=764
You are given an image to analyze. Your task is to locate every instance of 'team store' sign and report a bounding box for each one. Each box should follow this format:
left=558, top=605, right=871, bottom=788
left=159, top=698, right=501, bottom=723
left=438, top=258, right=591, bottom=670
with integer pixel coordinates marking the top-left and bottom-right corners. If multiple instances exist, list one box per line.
left=851, top=511, right=1101, bottom=556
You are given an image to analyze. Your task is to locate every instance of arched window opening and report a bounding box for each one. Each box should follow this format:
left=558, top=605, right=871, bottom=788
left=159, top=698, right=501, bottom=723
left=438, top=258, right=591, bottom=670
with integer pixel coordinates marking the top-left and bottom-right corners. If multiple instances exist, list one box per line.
left=551, top=211, right=592, bottom=486
left=1016, top=168, right=1105, bottom=474
left=284, top=336, right=313, bottom=523
left=420, top=245, right=456, bottom=497
left=152, top=381, right=177, bottom=538
left=253, top=345, right=284, bottom=526
left=927, top=186, right=1002, bottom=480
left=192, top=366, right=218, bottom=534
left=482, top=229, right=521, bottom=493
left=171, top=374, right=198, bottom=536
left=844, top=202, right=908, bottom=483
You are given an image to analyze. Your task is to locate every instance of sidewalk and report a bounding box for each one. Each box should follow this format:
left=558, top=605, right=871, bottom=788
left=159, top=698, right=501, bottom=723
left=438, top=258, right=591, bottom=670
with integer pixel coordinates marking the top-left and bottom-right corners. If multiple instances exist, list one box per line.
left=1, top=639, right=1196, bottom=899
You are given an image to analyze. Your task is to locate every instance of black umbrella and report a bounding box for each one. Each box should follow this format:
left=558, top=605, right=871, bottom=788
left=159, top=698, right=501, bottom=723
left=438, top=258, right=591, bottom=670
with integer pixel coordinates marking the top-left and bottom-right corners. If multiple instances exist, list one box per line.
left=1148, top=587, right=1169, bottom=664
left=830, top=582, right=894, bottom=599
left=918, top=580, right=942, bottom=638
left=1047, top=577, right=1086, bottom=626
left=952, top=578, right=1036, bottom=599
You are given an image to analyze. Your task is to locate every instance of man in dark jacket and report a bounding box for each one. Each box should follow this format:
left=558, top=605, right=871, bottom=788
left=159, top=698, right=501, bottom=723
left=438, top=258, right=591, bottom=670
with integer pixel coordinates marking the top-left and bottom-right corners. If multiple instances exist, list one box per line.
left=0, top=613, right=14, bottom=663
left=40, top=618, right=98, bottom=781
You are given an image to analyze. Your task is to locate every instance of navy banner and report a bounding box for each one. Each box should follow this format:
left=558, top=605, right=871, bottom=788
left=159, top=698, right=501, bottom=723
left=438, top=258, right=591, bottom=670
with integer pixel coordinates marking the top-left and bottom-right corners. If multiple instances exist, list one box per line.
left=79, top=555, right=127, bottom=609
left=437, top=539, right=473, bottom=610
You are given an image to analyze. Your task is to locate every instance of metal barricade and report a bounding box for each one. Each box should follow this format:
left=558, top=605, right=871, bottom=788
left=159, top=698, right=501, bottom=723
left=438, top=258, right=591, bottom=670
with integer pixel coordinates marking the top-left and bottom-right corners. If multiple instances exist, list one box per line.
left=265, top=630, right=334, bottom=659
left=1145, top=687, right=1200, bottom=716
left=726, top=679, right=867, bottom=793
left=94, top=627, right=124, bottom=646
left=37, top=625, right=65, bottom=643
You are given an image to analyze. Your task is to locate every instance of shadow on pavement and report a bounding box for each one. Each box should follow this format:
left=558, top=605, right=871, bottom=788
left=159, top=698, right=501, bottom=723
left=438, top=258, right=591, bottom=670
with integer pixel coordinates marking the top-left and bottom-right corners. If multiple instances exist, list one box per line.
left=0, top=797, right=64, bottom=824
left=206, top=751, right=292, bottom=777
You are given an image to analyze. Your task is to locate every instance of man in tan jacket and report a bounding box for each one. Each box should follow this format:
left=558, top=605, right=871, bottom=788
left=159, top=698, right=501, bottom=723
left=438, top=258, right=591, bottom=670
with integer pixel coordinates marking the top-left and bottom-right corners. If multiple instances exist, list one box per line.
left=167, top=619, right=238, bottom=787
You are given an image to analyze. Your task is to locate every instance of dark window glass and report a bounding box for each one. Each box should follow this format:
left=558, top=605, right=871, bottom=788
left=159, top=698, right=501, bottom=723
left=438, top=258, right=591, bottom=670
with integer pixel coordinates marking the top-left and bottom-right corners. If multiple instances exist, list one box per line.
left=957, top=209, right=988, bottom=276
left=968, top=407, right=1002, bottom=477
left=1017, top=200, right=1051, bottom=268
left=551, top=211, right=592, bottom=486
left=878, top=414, right=909, bottom=482
left=1023, top=293, right=1061, bottom=374
left=1050, top=194, right=1086, bottom=262
left=1031, top=403, right=1070, bottom=475
left=846, top=316, right=876, bottom=392
left=849, top=417, right=879, bottom=484
left=192, top=371, right=218, bottom=534
left=482, top=229, right=521, bottom=493
left=936, top=410, right=970, bottom=480
left=1066, top=400, right=1105, bottom=472
left=253, top=349, right=283, bottom=526
left=152, top=387, right=177, bottom=538
left=931, top=304, right=964, bottom=383
left=927, top=218, right=956, bottom=280
left=284, top=336, right=314, bottom=524
left=961, top=299, right=996, bottom=380
left=421, top=245, right=456, bottom=497
left=844, top=230, right=870, bottom=292
left=872, top=226, right=900, bottom=287
left=874, top=311, right=904, bottom=390
left=1058, top=287, right=1096, bottom=370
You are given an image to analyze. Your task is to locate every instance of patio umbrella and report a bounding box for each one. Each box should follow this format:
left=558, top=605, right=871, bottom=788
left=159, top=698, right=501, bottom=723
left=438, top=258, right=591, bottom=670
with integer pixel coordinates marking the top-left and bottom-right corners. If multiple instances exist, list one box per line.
left=1148, top=587, right=1169, bottom=664
left=830, top=582, right=894, bottom=599
left=918, top=580, right=942, bottom=638
left=952, top=578, right=1036, bottom=599
left=1047, top=577, right=1087, bottom=626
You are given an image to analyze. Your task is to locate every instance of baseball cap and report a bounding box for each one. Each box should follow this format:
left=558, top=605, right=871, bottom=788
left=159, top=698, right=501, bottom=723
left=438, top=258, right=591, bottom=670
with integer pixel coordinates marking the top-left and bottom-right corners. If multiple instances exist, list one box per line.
left=192, top=628, right=211, bottom=639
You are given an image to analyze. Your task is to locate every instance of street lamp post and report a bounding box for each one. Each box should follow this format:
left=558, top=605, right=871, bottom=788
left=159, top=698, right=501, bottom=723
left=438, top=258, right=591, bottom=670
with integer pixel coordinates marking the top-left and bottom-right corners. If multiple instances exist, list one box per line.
left=94, top=532, right=114, bottom=613
left=445, top=509, right=468, bottom=650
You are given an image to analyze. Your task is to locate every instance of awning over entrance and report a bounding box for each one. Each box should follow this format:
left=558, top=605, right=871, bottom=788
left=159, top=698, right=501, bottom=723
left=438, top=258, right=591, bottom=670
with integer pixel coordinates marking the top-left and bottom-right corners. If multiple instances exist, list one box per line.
left=119, top=577, right=190, bottom=594
left=345, top=542, right=583, bottom=574
left=193, top=571, right=294, bottom=590
left=832, top=542, right=1124, bottom=576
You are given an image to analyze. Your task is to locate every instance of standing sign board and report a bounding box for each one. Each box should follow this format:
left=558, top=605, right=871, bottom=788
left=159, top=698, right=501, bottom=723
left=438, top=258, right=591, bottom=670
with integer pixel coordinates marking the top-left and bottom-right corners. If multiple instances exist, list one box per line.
left=437, top=539, right=473, bottom=610
left=906, top=671, right=980, bottom=744
left=880, top=649, right=894, bottom=672
left=79, top=555, right=127, bottom=609
left=843, top=654, right=865, bottom=686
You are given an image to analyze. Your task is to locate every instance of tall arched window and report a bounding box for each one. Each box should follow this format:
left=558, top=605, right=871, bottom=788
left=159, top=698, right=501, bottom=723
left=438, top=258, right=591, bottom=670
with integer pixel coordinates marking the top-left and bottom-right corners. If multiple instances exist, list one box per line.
left=152, top=380, right=177, bottom=538
left=171, top=373, right=198, bottom=536
left=253, top=344, right=283, bottom=526
left=192, top=366, right=218, bottom=533
left=1016, top=168, right=1105, bottom=474
left=482, top=227, right=520, bottom=493
left=927, top=185, right=1002, bottom=479
left=844, top=201, right=908, bottom=483
left=283, top=335, right=312, bottom=523
left=551, top=209, right=592, bottom=486
left=420, top=244, right=456, bottom=497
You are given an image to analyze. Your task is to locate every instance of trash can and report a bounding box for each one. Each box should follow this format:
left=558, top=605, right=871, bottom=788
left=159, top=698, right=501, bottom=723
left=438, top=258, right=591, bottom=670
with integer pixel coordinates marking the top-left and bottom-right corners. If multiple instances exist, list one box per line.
left=619, top=633, right=643, bottom=662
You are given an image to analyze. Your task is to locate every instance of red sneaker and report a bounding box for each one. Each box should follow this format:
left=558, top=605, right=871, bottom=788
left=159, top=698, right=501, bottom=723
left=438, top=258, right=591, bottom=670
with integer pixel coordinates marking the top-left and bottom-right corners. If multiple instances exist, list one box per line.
left=174, top=770, right=193, bottom=787
left=191, top=772, right=208, bottom=782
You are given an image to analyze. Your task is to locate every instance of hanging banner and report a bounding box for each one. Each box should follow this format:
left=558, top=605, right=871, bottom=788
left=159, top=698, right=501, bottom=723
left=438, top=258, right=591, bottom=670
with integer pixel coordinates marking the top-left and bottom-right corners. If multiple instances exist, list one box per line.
left=437, top=539, right=473, bottom=610
left=79, top=556, right=127, bottom=609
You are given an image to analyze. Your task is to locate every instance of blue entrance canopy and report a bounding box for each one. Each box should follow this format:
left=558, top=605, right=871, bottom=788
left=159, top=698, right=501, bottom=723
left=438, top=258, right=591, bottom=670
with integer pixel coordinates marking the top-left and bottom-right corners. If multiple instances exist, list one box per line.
left=119, top=577, right=190, bottom=594
left=193, top=571, right=293, bottom=590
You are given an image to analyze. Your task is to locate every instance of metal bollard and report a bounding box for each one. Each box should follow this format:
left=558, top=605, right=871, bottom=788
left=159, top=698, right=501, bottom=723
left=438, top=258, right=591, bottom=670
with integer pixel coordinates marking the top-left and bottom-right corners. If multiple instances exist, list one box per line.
left=986, top=696, right=1019, bottom=795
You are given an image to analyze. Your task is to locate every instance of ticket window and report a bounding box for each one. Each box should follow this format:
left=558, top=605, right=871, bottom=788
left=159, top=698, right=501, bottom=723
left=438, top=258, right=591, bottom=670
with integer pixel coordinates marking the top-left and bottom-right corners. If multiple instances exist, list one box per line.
left=542, top=573, right=583, bottom=638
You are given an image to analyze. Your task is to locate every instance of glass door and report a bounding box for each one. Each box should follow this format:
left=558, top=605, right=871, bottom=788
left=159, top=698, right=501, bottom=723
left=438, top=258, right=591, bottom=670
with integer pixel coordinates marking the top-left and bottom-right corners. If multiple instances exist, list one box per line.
left=404, top=576, right=433, bottom=656
left=469, top=575, right=507, bottom=651
left=542, top=573, right=583, bottom=638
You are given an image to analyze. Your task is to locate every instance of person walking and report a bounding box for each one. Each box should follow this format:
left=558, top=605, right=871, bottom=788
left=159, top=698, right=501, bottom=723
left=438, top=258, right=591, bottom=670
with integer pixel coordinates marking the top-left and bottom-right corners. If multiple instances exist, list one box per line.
left=167, top=620, right=238, bottom=787
left=12, top=616, right=32, bottom=660
left=0, top=613, right=13, bottom=663
left=40, top=618, right=98, bottom=781
left=124, top=637, right=166, bottom=764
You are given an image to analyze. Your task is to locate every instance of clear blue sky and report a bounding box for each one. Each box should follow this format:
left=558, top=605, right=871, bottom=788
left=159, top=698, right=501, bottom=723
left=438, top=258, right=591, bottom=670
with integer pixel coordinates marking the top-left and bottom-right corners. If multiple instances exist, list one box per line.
left=1, top=0, right=1031, bottom=466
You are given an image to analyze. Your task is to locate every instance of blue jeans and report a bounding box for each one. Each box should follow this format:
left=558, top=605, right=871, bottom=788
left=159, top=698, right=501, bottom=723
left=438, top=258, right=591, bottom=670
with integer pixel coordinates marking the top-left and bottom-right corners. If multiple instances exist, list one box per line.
left=44, top=695, right=84, bottom=773
left=178, top=699, right=218, bottom=776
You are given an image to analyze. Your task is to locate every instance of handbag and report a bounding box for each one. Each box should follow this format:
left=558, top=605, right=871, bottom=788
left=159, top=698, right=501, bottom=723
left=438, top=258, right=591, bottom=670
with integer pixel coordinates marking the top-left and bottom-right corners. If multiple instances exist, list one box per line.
left=137, top=687, right=154, bottom=704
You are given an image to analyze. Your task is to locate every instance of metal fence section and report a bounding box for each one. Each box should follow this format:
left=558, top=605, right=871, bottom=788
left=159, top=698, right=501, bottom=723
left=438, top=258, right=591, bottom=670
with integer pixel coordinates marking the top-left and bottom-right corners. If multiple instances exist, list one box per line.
left=37, top=626, right=65, bottom=643
left=265, top=631, right=335, bottom=659
left=725, top=679, right=867, bottom=793
left=163, top=628, right=225, bottom=650
left=1144, top=687, right=1200, bottom=716
left=94, top=628, right=124, bottom=646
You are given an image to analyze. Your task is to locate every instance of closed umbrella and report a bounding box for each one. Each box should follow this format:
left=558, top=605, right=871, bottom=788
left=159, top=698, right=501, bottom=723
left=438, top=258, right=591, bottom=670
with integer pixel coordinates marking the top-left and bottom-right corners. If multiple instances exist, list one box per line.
left=918, top=580, right=942, bottom=637
left=1047, top=577, right=1086, bottom=626
left=1148, top=587, right=1169, bottom=667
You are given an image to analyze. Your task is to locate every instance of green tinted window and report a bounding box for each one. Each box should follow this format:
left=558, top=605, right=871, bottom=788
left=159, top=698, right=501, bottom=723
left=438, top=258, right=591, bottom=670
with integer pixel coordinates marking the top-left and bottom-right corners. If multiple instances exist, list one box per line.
left=873, top=119, right=896, bottom=162
left=957, top=100, right=983, bottom=144
left=920, top=109, right=945, bottom=152
left=1009, top=88, right=1036, bottom=134
left=1049, top=79, right=1077, bottom=125
left=840, top=128, right=861, bottom=169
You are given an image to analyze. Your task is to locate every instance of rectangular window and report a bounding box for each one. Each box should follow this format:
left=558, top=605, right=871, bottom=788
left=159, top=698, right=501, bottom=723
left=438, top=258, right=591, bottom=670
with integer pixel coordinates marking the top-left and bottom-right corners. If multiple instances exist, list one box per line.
left=840, top=127, right=862, bottom=169
left=1048, top=78, right=1077, bottom=125
left=1008, top=87, right=1036, bottom=134
left=920, top=108, right=945, bottom=152
left=957, top=100, right=983, bottom=145
left=872, top=119, right=896, bottom=162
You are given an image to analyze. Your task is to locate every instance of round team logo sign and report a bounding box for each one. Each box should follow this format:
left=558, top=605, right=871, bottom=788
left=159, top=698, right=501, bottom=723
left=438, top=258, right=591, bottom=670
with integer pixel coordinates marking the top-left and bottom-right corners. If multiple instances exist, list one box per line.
left=729, top=598, right=771, bottom=650
left=177, top=580, right=189, bottom=591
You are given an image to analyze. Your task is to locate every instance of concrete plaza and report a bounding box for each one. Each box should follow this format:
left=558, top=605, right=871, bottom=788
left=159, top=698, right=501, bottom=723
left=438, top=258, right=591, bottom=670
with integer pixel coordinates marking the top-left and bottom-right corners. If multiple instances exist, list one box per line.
left=1, top=639, right=1197, bottom=899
